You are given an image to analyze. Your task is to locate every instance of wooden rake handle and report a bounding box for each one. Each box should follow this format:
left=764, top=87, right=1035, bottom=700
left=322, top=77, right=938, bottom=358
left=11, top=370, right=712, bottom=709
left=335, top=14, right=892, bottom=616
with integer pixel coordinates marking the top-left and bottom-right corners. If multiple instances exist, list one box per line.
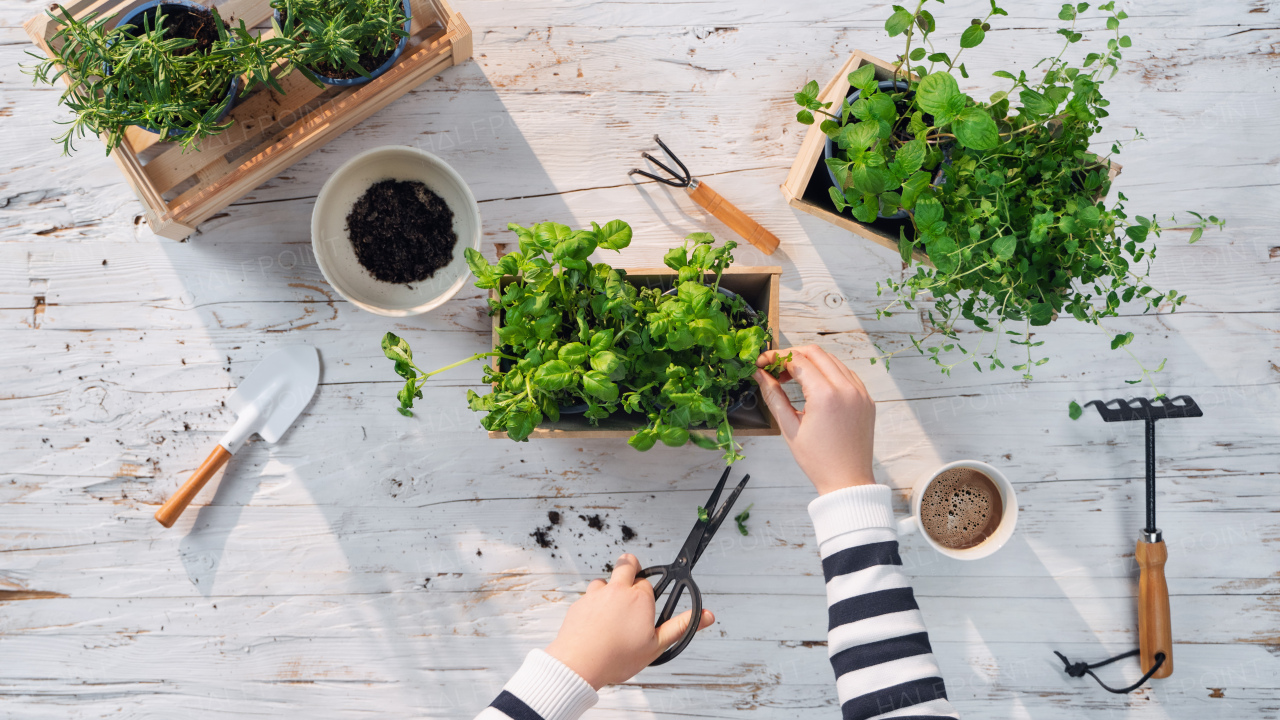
left=1136, top=538, right=1173, bottom=678
left=686, top=180, right=779, bottom=255
left=155, top=446, right=231, bottom=528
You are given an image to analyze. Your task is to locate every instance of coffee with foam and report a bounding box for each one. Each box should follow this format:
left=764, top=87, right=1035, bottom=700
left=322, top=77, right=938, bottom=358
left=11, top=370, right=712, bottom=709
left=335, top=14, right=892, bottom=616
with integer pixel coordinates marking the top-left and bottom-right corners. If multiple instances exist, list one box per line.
left=919, top=467, right=1004, bottom=550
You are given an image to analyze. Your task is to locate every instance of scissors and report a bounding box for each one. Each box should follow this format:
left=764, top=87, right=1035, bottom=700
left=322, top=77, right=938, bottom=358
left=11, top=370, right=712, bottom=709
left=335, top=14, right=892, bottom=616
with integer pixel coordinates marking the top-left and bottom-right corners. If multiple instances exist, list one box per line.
left=637, top=466, right=751, bottom=666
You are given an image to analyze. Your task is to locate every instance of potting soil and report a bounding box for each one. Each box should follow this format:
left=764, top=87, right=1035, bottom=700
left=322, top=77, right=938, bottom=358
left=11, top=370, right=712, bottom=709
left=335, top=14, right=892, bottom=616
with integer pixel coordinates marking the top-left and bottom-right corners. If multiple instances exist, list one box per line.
left=346, top=179, right=457, bottom=284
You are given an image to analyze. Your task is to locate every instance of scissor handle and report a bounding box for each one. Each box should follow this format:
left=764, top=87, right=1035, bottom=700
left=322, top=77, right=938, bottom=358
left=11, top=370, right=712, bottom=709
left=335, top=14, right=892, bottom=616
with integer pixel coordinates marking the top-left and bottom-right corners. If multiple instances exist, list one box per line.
left=637, top=564, right=703, bottom=666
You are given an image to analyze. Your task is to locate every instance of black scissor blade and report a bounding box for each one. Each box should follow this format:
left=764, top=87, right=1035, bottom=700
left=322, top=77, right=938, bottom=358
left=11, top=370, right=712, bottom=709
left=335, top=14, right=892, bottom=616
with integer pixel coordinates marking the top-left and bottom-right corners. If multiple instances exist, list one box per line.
left=693, top=473, right=750, bottom=565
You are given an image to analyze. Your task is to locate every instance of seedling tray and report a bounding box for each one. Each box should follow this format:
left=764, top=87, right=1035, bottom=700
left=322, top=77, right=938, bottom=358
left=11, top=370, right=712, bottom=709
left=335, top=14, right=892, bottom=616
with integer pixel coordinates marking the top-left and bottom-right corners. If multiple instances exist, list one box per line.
left=24, top=0, right=471, bottom=240
left=779, top=50, right=1119, bottom=265
left=487, top=266, right=783, bottom=440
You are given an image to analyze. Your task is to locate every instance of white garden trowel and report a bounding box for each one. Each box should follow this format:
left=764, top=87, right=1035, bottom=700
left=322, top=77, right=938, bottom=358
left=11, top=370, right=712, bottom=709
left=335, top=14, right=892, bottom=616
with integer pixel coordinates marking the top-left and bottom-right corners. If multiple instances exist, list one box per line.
left=155, top=345, right=320, bottom=528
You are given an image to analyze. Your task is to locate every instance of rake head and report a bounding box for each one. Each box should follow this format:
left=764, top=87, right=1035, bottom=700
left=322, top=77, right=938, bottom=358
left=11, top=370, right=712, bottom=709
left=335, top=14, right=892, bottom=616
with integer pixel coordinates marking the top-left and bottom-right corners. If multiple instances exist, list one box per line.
left=1085, top=395, right=1203, bottom=423
left=628, top=134, right=692, bottom=188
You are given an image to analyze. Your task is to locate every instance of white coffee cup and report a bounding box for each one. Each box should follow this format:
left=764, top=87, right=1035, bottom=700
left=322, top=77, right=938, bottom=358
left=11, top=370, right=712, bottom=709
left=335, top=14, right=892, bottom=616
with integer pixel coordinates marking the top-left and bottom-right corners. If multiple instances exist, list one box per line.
left=897, top=460, right=1018, bottom=560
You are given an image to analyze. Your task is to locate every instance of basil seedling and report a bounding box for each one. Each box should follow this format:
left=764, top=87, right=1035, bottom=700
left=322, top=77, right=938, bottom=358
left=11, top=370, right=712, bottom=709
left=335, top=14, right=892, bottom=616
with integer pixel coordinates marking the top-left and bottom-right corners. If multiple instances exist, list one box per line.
left=382, top=221, right=772, bottom=464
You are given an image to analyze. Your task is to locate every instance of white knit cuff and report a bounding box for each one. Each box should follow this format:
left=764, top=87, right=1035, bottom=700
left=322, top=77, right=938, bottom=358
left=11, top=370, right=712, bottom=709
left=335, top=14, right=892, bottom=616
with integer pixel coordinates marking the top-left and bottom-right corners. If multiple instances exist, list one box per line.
left=807, top=483, right=896, bottom=545
left=502, top=649, right=598, bottom=720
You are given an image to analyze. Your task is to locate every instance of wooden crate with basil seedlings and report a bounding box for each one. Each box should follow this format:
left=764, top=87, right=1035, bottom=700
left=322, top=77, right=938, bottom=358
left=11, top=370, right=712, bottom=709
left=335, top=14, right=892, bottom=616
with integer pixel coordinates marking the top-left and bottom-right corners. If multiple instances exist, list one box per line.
left=778, top=1, right=1221, bottom=381
left=23, top=0, right=470, bottom=241
left=381, top=221, right=783, bottom=466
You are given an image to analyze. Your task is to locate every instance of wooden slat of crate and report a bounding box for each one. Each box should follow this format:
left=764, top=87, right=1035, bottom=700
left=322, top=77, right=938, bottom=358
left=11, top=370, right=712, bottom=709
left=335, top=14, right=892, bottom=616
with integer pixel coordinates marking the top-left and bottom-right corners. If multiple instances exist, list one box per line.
left=22, top=0, right=467, bottom=240
left=486, top=266, right=783, bottom=441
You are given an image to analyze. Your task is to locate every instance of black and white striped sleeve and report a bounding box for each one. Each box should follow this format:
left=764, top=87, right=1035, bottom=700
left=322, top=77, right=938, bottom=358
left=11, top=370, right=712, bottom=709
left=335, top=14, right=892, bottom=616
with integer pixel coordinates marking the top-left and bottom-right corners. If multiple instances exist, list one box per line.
left=474, top=650, right=598, bottom=720
left=809, top=483, right=960, bottom=720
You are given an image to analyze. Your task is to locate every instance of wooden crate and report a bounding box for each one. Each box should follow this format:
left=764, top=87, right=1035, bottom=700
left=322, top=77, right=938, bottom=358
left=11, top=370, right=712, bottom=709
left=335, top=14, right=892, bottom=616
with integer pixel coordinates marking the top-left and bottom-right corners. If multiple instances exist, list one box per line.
left=487, top=266, right=783, bottom=440
left=780, top=50, right=1120, bottom=266
left=24, top=0, right=471, bottom=240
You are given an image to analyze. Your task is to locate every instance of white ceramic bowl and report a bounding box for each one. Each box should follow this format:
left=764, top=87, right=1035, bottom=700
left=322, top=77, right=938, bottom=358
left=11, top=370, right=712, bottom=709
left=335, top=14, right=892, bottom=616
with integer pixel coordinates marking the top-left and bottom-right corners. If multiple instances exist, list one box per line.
left=311, top=146, right=481, bottom=317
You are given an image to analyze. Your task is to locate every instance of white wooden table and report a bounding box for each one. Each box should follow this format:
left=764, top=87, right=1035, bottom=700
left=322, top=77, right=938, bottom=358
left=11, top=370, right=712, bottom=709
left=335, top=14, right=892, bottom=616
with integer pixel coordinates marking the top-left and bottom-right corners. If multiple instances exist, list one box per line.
left=2, top=1, right=1277, bottom=717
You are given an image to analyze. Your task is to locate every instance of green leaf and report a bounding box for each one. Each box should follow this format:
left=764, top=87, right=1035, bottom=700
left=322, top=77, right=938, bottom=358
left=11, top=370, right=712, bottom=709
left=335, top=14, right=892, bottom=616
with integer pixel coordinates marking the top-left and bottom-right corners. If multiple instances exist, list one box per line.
left=797, top=109, right=815, bottom=125
left=697, top=506, right=710, bottom=524
left=1068, top=400, right=1083, bottom=420
left=535, top=359, right=576, bottom=391
left=848, top=63, right=878, bottom=91
left=992, top=234, right=1016, bottom=260
left=960, top=24, right=985, bottom=48
left=381, top=332, right=413, bottom=364
left=896, top=229, right=916, bottom=263
left=916, top=72, right=961, bottom=118
left=1189, top=227, right=1203, bottom=244
left=658, top=425, right=690, bottom=447
left=734, top=503, right=754, bottom=536
left=894, top=139, right=926, bottom=175
left=1018, top=88, right=1057, bottom=116
left=628, top=429, right=658, bottom=452
left=558, top=342, right=588, bottom=366
left=594, top=220, right=632, bottom=250
left=1029, top=303, right=1054, bottom=326
left=590, top=350, right=622, bottom=376
left=885, top=7, right=915, bottom=37
left=582, top=370, right=619, bottom=402
left=1110, top=331, right=1135, bottom=350
left=914, top=196, right=944, bottom=227
left=954, top=107, right=1000, bottom=150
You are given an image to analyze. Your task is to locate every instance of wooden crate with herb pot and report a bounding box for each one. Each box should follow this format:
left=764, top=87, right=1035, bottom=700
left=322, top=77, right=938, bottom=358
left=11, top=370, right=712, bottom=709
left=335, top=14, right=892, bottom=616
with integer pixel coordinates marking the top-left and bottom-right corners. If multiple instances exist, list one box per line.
left=487, top=266, right=783, bottom=440
left=779, top=50, right=1119, bottom=266
left=23, top=0, right=471, bottom=241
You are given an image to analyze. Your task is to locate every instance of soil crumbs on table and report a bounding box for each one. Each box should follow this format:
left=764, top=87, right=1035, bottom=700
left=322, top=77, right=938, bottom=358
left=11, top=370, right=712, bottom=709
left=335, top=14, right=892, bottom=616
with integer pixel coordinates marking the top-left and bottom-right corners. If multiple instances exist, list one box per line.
left=347, top=179, right=456, bottom=284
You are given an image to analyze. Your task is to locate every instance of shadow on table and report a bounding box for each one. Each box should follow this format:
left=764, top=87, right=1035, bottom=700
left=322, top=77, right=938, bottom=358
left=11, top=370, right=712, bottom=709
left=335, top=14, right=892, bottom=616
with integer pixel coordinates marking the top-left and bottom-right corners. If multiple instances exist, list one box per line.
left=159, top=63, right=592, bottom=712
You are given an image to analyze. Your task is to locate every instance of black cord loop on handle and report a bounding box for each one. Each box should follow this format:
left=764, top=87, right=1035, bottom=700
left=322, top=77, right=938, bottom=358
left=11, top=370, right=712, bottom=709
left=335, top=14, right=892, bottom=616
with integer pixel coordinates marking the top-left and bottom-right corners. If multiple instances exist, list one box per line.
left=1053, top=649, right=1166, bottom=694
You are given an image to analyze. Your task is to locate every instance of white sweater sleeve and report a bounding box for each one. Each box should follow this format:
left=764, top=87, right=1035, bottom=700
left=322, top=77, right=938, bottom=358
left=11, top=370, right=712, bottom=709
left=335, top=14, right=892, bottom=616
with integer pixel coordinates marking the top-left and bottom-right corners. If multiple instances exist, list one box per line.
left=474, top=650, right=598, bottom=720
left=808, top=484, right=961, bottom=720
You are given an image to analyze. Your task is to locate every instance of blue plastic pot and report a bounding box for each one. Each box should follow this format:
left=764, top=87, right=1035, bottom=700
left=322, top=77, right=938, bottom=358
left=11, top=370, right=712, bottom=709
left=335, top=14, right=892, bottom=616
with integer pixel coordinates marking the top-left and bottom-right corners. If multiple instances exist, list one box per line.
left=275, top=0, right=412, bottom=87
left=823, top=79, right=946, bottom=222
left=113, top=0, right=240, bottom=139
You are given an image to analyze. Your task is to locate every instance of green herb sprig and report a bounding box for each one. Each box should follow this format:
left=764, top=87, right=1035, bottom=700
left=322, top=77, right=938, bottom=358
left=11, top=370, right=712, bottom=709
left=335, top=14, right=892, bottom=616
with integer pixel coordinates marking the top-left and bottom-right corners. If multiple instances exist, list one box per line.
left=25, top=5, right=292, bottom=153
left=271, top=0, right=408, bottom=84
left=734, top=503, right=753, bottom=536
left=794, top=1, right=1223, bottom=386
left=381, top=221, right=772, bottom=464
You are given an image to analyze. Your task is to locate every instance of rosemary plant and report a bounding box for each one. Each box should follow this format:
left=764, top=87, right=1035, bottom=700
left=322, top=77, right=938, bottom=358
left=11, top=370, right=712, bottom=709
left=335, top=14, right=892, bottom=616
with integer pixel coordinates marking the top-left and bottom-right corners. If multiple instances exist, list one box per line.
left=272, top=0, right=408, bottom=83
left=26, top=4, right=291, bottom=154
left=794, top=1, right=1223, bottom=383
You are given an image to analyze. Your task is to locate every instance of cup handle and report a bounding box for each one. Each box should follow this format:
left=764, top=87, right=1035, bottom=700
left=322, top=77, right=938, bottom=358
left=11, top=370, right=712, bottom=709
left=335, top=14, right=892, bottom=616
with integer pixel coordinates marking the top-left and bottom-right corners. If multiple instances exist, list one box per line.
left=896, top=515, right=918, bottom=536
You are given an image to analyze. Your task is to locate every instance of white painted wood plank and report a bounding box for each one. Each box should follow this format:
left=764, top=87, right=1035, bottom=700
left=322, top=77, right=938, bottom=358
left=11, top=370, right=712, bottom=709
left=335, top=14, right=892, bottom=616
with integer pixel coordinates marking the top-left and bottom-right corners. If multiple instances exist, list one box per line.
left=1, top=0, right=1277, bottom=716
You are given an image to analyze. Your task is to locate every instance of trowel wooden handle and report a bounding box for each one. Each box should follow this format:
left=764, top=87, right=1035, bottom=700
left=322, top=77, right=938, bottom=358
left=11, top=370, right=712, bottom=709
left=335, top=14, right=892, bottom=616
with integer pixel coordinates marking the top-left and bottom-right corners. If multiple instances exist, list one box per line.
left=1136, top=539, right=1173, bottom=678
left=155, top=446, right=231, bottom=528
left=686, top=180, right=779, bottom=255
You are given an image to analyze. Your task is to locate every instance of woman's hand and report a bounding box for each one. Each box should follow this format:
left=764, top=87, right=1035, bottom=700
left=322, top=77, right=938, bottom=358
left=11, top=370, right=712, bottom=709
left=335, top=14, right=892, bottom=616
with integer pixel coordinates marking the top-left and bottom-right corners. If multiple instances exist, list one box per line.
left=545, top=553, right=715, bottom=690
left=754, top=344, right=876, bottom=495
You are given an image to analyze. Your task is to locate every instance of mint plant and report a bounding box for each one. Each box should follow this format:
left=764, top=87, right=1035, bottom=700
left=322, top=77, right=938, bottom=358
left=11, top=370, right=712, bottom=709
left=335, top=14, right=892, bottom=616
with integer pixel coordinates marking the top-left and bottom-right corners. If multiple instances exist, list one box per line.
left=26, top=4, right=292, bottom=154
left=794, top=1, right=1222, bottom=382
left=382, top=221, right=772, bottom=464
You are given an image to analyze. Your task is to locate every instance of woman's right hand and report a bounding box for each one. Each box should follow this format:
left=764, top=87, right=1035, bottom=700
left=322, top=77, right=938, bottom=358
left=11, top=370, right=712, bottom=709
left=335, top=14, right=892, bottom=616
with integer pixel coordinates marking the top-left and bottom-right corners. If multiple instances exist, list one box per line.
left=753, top=345, right=876, bottom=495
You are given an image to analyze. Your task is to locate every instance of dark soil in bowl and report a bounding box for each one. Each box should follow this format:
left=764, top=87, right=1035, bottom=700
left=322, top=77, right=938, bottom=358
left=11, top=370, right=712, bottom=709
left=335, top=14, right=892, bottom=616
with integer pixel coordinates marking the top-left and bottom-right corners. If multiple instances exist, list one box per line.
left=346, top=179, right=457, bottom=284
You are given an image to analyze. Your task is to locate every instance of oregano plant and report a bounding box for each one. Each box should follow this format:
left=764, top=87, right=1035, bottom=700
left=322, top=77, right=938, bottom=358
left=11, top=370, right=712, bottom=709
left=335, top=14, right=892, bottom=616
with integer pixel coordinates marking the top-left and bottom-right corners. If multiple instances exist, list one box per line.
left=794, top=0, right=1222, bottom=385
left=382, top=221, right=775, bottom=464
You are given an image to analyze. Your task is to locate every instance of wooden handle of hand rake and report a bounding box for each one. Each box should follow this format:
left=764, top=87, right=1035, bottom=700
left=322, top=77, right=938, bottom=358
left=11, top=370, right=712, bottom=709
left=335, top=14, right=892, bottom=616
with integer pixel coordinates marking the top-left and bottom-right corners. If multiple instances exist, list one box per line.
left=155, top=446, right=231, bottom=528
left=1136, top=539, right=1173, bottom=678
left=686, top=180, right=779, bottom=255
